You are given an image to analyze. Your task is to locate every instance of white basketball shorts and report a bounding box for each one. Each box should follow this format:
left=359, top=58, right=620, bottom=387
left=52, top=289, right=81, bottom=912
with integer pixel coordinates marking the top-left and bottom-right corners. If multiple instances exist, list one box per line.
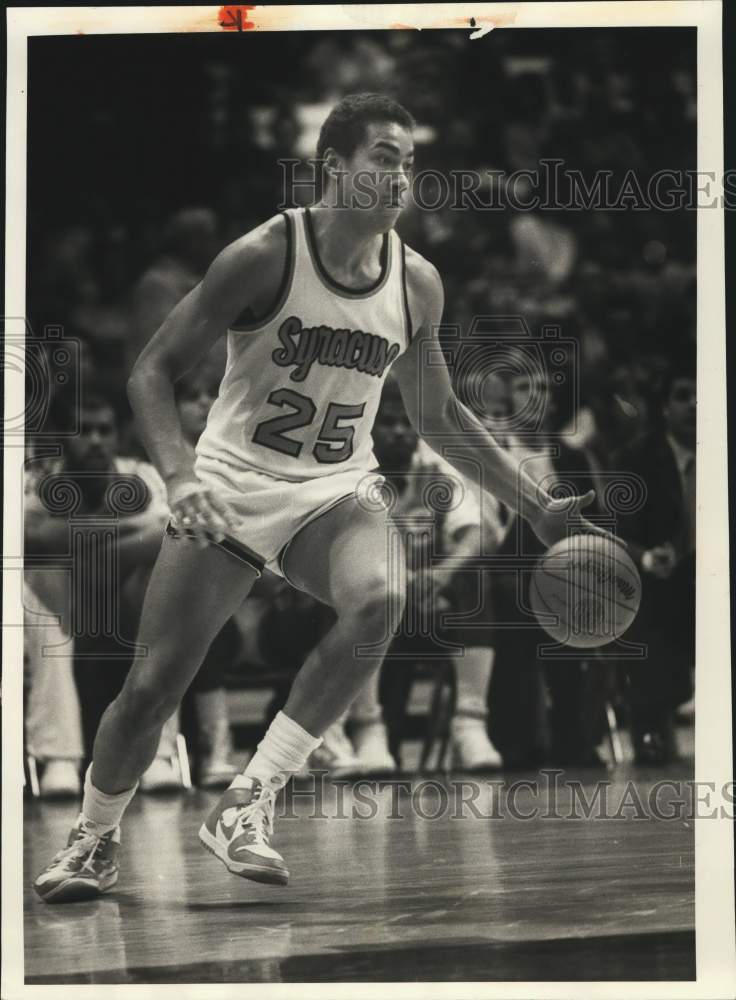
left=165, top=455, right=386, bottom=580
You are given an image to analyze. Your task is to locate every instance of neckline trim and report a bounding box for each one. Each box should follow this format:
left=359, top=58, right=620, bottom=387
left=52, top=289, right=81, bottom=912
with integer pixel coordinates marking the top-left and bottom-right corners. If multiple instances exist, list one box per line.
left=304, top=207, right=390, bottom=299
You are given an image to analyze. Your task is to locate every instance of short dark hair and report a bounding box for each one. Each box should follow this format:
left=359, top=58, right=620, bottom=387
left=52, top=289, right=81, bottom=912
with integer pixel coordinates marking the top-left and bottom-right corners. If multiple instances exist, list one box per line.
left=316, top=93, right=415, bottom=163
left=378, top=375, right=405, bottom=408
left=174, top=369, right=217, bottom=403
left=80, top=390, right=116, bottom=413
left=50, top=388, right=117, bottom=435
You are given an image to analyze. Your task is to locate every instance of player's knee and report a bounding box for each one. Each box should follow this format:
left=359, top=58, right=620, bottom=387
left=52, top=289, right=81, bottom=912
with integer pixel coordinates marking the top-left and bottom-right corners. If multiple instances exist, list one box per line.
left=341, top=575, right=406, bottom=638
left=117, top=673, right=180, bottom=731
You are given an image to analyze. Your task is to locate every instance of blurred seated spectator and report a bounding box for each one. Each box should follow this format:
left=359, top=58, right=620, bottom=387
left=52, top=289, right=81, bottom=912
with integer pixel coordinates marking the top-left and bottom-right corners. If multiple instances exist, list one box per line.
left=381, top=432, right=506, bottom=772
left=610, top=359, right=695, bottom=764
left=561, top=357, right=656, bottom=483
left=302, top=36, right=396, bottom=108
left=489, top=367, right=609, bottom=767
left=439, top=368, right=512, bottom=769
left=128, top=207, right=223, bottom=379
left=509, top=204, right=577, bottom=288
left=24, top=579, right=84, bottom=797
left=24, top=390, right=179, bottom=792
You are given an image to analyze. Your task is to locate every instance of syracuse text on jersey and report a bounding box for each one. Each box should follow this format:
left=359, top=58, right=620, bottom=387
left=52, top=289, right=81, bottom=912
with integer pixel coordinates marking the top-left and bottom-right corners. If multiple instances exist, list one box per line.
left=272, top=315, right=401, bottom=382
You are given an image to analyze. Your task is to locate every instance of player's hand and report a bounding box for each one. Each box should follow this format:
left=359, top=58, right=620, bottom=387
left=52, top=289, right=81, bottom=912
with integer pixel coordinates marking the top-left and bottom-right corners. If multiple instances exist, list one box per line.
left=166, top=473, right=236, bottom=547
left=530, top=490, right=621, bottom=549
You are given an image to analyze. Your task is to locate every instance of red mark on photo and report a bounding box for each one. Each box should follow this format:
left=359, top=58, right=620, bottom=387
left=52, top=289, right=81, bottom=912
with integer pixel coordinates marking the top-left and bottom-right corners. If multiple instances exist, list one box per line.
left=218, top=6, right=256, bottom=31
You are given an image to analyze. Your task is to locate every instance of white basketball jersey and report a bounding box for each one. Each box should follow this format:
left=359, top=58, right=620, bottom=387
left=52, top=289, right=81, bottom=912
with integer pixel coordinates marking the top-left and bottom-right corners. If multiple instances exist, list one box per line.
left=197, top=207, right=413, bottom=480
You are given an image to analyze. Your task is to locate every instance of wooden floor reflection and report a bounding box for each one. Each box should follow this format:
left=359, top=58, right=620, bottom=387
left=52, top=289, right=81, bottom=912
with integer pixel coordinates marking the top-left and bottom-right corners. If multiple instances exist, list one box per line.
left=24, top=763, right=695, bottom=984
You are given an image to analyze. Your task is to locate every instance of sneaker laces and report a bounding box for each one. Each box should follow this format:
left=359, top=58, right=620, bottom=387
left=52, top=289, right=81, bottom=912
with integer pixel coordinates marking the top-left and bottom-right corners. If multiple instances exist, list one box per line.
left=53, top=830, right=110, bottom=874
left=232, top=786, right=275, bottom=845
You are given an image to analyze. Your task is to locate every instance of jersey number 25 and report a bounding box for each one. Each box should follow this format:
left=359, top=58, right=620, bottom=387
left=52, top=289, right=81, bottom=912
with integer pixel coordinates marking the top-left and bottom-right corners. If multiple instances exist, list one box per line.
left=252, top=387, right=366, bottom=464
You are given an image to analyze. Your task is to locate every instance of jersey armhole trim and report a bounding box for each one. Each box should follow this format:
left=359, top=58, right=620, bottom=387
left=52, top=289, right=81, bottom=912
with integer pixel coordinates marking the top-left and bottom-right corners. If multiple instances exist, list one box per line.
left=401, top=241, right=414, bottom=347
left=229, top=212, right=294, bottom=332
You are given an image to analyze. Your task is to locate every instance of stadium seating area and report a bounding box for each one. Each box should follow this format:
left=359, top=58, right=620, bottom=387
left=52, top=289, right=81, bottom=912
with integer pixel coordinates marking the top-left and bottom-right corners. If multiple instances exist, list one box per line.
left=24, top=29, right=696, bottom=792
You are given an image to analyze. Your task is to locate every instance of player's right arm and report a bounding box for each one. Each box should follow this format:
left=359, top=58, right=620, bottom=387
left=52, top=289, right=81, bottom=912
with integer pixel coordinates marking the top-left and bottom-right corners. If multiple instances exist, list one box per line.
left=127, top=215, right=287, bottom=543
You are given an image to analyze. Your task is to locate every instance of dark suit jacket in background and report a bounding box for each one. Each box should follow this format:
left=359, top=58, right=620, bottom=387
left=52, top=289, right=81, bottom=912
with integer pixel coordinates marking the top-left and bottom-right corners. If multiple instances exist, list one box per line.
left=610, top=431, right=695, bottom=725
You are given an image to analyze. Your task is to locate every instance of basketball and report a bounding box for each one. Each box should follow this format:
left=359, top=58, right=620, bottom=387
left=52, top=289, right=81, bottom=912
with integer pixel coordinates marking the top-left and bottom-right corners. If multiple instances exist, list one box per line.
left=530, top=535, right=641, bottom=648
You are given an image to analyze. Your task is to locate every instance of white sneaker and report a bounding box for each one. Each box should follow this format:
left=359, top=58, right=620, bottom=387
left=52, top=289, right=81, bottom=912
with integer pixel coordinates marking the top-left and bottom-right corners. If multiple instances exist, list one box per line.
left=34, top=819, right=120, bottom=902
left=140, top=756, right=181, bottom=793
left=199, top=777, right=288, bottom=885
left=39, top=759, right=81, bottom=799
left=303, top=720, right=364, bottom=779
left=352, top=721, right=397, bottom=775
left=450, top=714, right=503, bottom=771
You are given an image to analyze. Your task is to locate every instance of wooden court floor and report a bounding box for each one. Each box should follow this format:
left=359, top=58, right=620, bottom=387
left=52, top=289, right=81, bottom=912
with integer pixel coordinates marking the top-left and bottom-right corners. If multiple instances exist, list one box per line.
left=24, top=761, right=695, bottom=984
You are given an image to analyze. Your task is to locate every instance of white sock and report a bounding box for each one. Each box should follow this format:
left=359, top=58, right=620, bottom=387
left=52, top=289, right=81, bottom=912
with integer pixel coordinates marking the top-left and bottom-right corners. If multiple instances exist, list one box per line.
left=236, top=711, right=321, bottom=792
left=454, top=647, right=494, bottom=717
left=80, top=765, right=138, bottom=833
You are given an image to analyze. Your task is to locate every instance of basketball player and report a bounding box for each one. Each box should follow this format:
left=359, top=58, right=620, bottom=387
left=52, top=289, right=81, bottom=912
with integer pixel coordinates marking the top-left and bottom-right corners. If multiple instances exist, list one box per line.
left=34, top=93, right=601, bottom=902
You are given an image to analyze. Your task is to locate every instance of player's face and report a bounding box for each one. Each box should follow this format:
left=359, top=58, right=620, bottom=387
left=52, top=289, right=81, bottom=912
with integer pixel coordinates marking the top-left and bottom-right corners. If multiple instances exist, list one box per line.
left=509, top=373, right=554, bottom=432
left=372, top=399, right=418, bottom=469
left=177, top=381, right=215, bottom=441
left=477, top=373, right=509, bottom=425
left=664, top=376, right=696, bottom=447
left=343, top=122, right=414, bottom=226
left=64, top=405, right=118, bottom=471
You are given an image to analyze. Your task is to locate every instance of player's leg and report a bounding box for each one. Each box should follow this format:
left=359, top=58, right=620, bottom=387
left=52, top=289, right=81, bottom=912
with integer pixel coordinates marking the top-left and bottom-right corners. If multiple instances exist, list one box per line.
left=88, top=535, right=258, bottom=793
left=200, top=496, right=404, bottom=883
left=279, top=497, right=404, bottom=732
left=34, top=534, right=259, bottom=903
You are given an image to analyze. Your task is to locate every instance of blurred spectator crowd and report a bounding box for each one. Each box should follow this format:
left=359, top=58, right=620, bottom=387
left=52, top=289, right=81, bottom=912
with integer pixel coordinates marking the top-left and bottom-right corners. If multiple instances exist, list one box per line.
left=23, top=29, right=696, bottom=796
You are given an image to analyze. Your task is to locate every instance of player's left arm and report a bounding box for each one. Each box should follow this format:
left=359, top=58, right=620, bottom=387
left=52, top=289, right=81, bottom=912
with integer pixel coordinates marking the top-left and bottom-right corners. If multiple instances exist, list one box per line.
left=391, top=249, right=600, bottom=548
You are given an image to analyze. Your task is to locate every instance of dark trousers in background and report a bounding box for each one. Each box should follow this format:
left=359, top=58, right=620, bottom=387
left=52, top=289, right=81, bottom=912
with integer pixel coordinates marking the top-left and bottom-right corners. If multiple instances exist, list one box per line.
left=622, top=554, right=694, bottom=750
left=488, top=570, right=609, bottom=767
left=73, top=646, right=132, bottom=767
